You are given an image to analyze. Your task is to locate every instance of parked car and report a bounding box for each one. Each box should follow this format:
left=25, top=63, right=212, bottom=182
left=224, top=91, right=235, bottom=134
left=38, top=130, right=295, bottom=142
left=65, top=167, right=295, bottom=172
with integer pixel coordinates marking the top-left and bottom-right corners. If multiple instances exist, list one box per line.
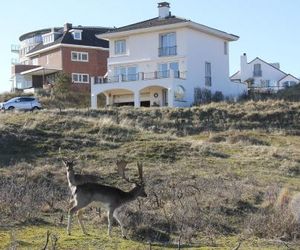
left=0, top=96, right=42, bottom=111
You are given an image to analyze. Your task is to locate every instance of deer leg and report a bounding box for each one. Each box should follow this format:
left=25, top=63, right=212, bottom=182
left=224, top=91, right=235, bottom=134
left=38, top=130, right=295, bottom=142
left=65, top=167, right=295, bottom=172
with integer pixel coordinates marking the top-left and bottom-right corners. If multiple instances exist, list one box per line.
left=107, top=209, right=114, bottom=237
left=67, top=198, right=89, bottom=235
left=77, top=209, right=88, bottom=235
left=67, top=197, right=75, bottom=210
left=113, top=211, right=126, bottom=239
left=67, top=206, right=79, bottom=235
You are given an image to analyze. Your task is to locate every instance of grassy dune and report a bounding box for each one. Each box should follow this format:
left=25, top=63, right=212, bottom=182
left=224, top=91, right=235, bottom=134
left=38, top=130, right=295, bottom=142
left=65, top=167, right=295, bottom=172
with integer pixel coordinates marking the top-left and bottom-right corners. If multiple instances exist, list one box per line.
left=0, top=100, right=299, bottom=249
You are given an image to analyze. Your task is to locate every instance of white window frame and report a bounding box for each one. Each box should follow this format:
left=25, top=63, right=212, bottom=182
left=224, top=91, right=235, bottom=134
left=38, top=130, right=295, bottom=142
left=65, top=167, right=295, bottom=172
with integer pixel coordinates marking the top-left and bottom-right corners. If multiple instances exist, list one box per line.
left=113, top=65, right=138, bottom=81
left=159, top=32, right=177, bottom=56
left=32, top=58, right=39, bottom=66
left=205, top=62, right=212, bottom=87
left=71, top=30, right=82, bottom=40
left=71, top=51, right=89, bottom=62
left=42, top=34, right=54, bottom=45
left=253, top=63, right=262, bottom=77
left=114, top=40, right=126, bottom=55
left=72, top=73, right=89, bottom=83
left=158, top=62, right=179, bottom=78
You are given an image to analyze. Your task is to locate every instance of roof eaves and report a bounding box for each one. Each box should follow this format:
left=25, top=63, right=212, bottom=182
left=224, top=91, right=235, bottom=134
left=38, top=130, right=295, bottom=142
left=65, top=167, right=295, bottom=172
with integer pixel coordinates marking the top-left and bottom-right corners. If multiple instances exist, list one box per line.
left=248, top=57, right=288, bottom=76
left=278, top=74, right=300, bottom=82
left=230, top=70, right=240, bottom=79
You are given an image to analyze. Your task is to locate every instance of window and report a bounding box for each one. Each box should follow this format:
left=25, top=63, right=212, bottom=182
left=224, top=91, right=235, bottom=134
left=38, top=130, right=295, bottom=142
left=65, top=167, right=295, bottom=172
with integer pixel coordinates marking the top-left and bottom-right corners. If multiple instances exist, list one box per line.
left=224, top=41, right=228, bottom=55
left=72, top=30, right=82, bottom=40
left=32, top=58, right=39, bottom=65
left=71, top=52, right=89, bottom=62
left=158, top=62, right=179, bottom=78
left=72, top=73, right=89, bottom=83
left=114, top=66, right=137, bottom=81
left=159, top=32, right=177, bottom=56
left=42, top=34, right=54, bottom=45
left=205, top=62, right=212, bottom=87
left=170, top=62, right=179, bottom=78
left=127, top=66, right=137, bottom=81
left=158, top=63, right=169, bottom=78
left=282, top=81, right=297, bottom=88
left=115, top=40, right=126, bottom=55
left=253, top=64, right=262, bottom=77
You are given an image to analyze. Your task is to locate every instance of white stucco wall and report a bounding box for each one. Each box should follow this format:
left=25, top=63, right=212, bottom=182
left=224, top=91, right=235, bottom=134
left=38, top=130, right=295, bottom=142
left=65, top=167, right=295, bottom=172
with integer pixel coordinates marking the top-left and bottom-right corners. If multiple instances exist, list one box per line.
left=107, top=27, right=188, bottom=77
left=278, top=75, right=300, bottom=86
left=93, top=25, right=245, bottom=108
left=240, top=56, right=286, bottom=86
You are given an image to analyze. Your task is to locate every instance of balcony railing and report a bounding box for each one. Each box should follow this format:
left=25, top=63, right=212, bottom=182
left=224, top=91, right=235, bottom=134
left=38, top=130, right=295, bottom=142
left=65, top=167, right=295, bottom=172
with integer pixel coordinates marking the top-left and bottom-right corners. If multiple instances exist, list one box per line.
left=158, top=46, right=177, bottom=57
left=11, top=44, right=20, bottom=53
left=94, top=70, right=186, bottom=84
left=11, top=58, right=20, bottom=65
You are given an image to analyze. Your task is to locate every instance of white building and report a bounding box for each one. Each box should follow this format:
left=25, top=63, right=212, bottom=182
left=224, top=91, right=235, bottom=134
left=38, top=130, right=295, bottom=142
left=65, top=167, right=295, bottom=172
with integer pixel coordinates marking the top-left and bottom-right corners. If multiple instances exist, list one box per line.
left=91, top=2, right=246, bottom=108
left=231, top=53, right=300, bottom=92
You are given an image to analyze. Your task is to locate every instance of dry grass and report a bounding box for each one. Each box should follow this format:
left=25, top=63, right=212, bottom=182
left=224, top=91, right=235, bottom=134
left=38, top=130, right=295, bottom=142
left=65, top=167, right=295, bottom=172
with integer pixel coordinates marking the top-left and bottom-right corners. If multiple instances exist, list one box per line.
left=0, top=100, right=299, bottom=249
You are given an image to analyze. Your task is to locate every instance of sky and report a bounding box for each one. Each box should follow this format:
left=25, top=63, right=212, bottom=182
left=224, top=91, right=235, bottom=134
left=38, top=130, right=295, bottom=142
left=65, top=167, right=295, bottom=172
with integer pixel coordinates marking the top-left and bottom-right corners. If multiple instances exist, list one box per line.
left=1, top=0, right=300, bottom=93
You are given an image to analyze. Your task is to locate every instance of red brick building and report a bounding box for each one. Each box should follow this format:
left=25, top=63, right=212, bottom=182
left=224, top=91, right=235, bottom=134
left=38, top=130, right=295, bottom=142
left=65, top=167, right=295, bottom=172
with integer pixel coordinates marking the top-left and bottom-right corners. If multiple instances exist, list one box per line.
left=11, top=23, right=110, bottom=92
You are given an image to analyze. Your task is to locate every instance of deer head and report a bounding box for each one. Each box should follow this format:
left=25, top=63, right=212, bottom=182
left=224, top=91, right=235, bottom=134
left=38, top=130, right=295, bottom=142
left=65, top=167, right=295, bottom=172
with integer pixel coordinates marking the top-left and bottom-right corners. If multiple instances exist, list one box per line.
left=62, top=159, right=75, bottom=172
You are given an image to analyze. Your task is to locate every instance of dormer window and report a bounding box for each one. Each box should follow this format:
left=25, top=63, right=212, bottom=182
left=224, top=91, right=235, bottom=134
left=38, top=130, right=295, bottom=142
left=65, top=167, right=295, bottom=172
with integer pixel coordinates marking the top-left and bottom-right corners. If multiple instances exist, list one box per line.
left=42, top=30, right=61, bottom=45
left=42, top=33, right=55, bottom=45
left=70, top=29, right=83, bottom=40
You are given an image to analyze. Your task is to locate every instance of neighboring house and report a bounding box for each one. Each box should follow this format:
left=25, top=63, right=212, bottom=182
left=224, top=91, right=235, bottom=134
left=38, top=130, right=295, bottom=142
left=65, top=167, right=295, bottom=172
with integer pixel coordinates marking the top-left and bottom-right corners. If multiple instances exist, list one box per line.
left=231, top=53, right=300, bottom=92
left=11, top=23, right=110, bottom=92
left=91, top=2, right=246, bottom=108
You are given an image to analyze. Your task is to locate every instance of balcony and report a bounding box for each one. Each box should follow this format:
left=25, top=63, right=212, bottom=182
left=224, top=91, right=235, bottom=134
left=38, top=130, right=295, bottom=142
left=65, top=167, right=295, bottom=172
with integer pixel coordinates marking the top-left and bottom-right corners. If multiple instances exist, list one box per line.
left=11, top=44, right=20, bottom=53
left=11, top=58, right=20, bottom=65
left=158, top=46, right=177, bottom=57
left=94, top=70, right=186, bottom=84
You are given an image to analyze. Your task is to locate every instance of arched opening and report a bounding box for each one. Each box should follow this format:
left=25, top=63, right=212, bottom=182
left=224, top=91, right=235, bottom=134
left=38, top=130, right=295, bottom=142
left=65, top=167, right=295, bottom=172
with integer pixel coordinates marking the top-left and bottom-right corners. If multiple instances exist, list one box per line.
left=97, top=89, right=135, bottom=107
left=139, top=85, right=169, bottom=107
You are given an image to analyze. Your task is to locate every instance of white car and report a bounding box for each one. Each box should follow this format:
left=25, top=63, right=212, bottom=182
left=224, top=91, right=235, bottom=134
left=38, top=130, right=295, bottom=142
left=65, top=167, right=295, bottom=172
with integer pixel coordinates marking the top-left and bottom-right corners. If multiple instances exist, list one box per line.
left=0, top=96, right=42, bottom=111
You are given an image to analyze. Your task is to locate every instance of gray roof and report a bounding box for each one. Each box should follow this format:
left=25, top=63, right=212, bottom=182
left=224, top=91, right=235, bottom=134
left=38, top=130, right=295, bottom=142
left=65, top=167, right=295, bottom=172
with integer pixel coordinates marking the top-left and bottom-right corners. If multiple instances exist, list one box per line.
left=106, top=16, right=189, bottom=34
left=103, top=16, right=238, bottom=41
left=27, top=26, right=111, bottom=55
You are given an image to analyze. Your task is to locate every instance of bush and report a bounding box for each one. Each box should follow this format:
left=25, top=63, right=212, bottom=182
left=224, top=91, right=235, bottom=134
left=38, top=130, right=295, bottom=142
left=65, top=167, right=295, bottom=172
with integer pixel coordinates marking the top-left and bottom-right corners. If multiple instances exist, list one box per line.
left=194, top=88, right=212, bottom=105
left=212, top=91, right=224, bottom=102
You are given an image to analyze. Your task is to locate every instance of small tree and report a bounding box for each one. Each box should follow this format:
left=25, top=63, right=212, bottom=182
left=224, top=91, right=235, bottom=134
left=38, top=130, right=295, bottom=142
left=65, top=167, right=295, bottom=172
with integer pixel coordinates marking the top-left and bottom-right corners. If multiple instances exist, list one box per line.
left=52, top=73, right=71, bottom=100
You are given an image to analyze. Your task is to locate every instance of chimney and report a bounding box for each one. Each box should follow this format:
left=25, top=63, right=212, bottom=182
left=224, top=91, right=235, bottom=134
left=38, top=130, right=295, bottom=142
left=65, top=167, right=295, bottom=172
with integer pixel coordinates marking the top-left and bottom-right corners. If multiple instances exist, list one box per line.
left=64, top=23, right=72, bottom=32
left=158, top=2, right=171, bottom=19
left=270, top=63, right=280, bottom=69
left=240, top=53, right=248, bottom=82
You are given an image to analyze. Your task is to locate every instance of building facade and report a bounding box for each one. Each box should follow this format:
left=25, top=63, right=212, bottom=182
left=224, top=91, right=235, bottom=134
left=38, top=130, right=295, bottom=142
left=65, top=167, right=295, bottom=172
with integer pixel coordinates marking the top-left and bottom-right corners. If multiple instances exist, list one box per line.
left=231, top=53, right=300, bottom=92
left=91, top=2, right=246, bottom=108
left=11, top=24, right=110, bottom=92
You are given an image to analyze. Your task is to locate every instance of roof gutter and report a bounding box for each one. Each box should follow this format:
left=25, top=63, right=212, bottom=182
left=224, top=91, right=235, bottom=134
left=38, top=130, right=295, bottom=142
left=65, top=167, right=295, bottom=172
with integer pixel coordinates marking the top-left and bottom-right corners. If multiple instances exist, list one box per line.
left=97, top=21, right=239, bottom=41
left=26, top=43, right=109, bottom=57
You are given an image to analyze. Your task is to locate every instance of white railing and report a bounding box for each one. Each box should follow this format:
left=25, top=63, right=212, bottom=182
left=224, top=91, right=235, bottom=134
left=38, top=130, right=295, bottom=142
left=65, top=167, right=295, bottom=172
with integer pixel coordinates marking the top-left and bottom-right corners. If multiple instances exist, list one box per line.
left=94, top=70, right=187, bottom=84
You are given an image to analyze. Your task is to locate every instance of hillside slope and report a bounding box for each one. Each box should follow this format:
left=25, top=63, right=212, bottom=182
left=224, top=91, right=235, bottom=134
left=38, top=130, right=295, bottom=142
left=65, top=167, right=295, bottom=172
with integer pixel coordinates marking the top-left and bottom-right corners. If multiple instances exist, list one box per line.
left=0, top=101, right=299, bottom=249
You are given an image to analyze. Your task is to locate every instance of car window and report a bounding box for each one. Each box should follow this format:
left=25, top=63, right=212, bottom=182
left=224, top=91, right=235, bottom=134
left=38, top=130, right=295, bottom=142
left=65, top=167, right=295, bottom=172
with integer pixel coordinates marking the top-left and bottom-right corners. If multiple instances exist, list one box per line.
left=19, top=97, right=34, bottom=102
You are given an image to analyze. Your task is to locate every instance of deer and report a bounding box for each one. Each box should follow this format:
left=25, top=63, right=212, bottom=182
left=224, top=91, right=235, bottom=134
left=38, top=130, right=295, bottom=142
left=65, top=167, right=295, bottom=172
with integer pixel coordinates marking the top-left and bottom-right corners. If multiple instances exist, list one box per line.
left=67, top=160, right=147, bottom=238
left=62, top=159, right=103, bottom=208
